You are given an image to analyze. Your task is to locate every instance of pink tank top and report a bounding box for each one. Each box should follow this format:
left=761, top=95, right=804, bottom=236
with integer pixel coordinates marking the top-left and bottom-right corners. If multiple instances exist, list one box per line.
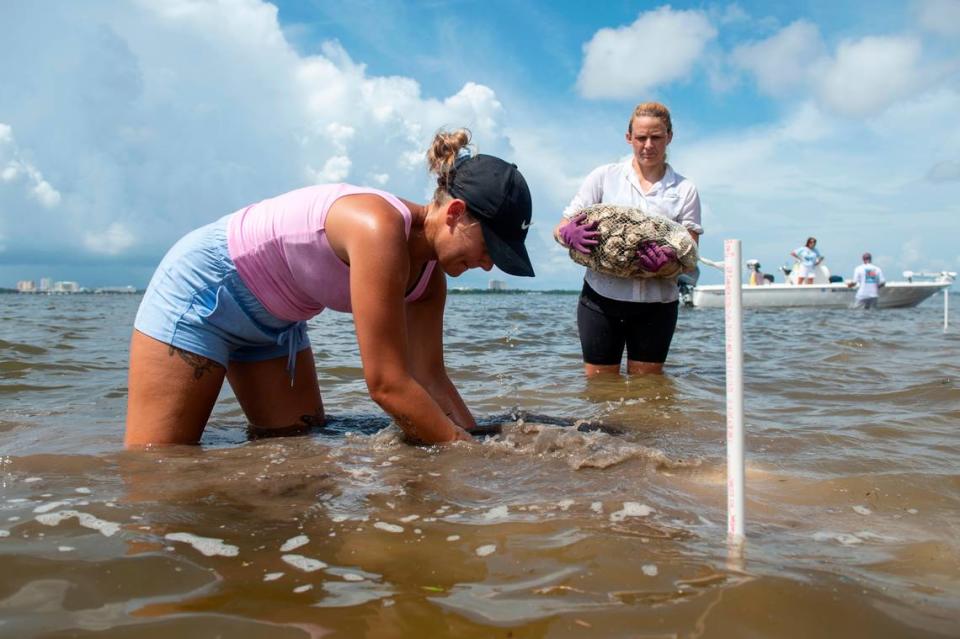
left=227, top=184, right=437, bottom=321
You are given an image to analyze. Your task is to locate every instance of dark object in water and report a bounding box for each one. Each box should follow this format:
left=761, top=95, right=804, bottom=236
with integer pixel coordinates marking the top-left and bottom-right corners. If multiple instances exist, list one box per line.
left=479, top=412, right=625, bottom=437
left=574, top=420, right=624, bottom=436
left=468, top=422, right=503, bottom=438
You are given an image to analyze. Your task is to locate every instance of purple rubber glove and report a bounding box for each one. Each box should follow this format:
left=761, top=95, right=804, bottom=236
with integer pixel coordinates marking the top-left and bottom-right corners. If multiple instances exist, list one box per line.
left=636, top=241, right=676, bottom=272
left=559, top=213, right=599, bottom=255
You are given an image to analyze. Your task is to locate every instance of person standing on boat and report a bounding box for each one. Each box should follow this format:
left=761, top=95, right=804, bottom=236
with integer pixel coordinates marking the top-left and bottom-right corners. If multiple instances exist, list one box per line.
left=125, top=129, right=535, bottom=446
left=790, top=237, right=823, bottom=285
left=847, top=252, right=885, bottom=309
left=552, top=102, right=703, bottom=376
left=747, top=259, right=766, bottom=286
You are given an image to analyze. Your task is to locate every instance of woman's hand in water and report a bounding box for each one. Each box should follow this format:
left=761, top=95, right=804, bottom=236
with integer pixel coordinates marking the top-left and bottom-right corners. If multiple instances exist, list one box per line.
left=558, top=214, right=599, bottom=254
left=636, top=241, right=676, bottom=272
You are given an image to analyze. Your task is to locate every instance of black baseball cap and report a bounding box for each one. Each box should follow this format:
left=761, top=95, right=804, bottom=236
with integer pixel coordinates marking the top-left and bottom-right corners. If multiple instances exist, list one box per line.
left=862, top=252, right=872, bottom=261
left=447, top=154, right=535, bottom=277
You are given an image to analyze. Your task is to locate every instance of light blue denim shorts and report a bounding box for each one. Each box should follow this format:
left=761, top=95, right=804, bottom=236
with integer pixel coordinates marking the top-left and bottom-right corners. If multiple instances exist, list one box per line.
left=134, top=215, right=310, bottom=379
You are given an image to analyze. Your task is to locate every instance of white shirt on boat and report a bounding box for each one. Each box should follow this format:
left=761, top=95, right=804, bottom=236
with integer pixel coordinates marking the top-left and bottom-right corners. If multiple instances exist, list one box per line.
left=852, top=262, right=885, bottom=299
left=562, top=159, right=703, bottom=303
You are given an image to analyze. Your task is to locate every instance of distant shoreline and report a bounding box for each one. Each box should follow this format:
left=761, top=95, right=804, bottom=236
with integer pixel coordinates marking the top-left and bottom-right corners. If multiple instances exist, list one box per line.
left=0, top=289, right=142, bottom=295
left=2, top=287, right=580, bottom=295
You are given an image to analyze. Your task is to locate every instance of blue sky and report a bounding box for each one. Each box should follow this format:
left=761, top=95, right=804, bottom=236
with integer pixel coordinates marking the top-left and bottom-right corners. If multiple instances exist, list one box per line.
left=1, top=0, right=958, bottom=289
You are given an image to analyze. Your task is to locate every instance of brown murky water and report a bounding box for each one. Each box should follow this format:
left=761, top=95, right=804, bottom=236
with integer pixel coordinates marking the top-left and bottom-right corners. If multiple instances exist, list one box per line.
left=1, top=292, right=958, bottom=637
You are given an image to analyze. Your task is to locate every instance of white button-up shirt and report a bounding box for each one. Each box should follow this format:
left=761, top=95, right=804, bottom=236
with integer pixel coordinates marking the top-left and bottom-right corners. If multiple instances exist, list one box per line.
left=562, top=159, right=703, bottom=303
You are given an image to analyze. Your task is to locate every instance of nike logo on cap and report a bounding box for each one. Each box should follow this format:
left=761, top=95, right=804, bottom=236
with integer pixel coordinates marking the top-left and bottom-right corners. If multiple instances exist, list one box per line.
left=520, top=221, right=533, bottom=230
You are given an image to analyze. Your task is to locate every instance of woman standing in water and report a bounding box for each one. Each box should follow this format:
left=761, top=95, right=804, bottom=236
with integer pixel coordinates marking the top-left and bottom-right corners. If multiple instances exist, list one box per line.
left=554, top=102, right=702, bottom=376
left=126, top=130, right=534, bottom=446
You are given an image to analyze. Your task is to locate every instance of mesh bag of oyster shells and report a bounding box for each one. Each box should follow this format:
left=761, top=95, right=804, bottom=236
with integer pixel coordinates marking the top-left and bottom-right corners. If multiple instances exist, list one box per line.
left=564, top=204, right=698, bottom=279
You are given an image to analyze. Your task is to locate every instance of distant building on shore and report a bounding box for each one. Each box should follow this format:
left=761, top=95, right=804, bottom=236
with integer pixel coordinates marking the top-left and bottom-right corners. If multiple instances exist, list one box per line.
left=51, top=281, right=81, bottom=293
left=488, top=279, right=507, bottom=291
left=94, top=285, right=138, bottom=294
left=16, top=280, right=85, bottom=294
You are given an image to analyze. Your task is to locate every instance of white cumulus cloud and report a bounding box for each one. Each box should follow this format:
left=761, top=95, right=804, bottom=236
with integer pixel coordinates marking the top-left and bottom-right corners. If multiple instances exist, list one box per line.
left=83, top=222, right=136, bottom=256
left=308, top=155, right=352, bottom=183
left=0, top=1, right=515, bottom=273
left=731, top=20, right=825, bottom=96
left=0, top=122, right=61, bottom=209
left=913, top=0, right=960, bottom=36
left=577, top=7, right=717, bottom=99
left=817, top=36, right=924, bottom=117
left=733, top=22, right=934, bottom=118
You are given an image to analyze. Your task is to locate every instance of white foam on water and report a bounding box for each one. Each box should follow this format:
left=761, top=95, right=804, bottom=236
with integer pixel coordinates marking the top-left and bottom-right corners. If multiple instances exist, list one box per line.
left=282, top=554, right=327, bottom=572
left=483, top=505, right=509, bottom=520
left=36, top=510, right=121, bottom=537
left=813, top=531, right=863, bottom=545
left=280, top=534, right=309, bottom=552
left=642, top=564, right=658, bottom=576
left=373, top=522, right=404, bottom=534
left=24, top=477, right=42, bottom=483
left=0, top=530, right=9, bottom=538
left=75, top=487, right=91, bottom=494
left=164, top=532, right=239, bottom=557
left=8, top=517, right=21, bottom=522
left=907, top=508, right=919, bottom=514
left=853, top=506, right=872, bottom=516
left=263, top=572, right=284, bottom=582
left=610, top=502, right=654, bottom=522
left=399, top=514, right=419, bottom=523
left=58, top=546, right=75, bottom=552
left=342, top=573, right=365, bottom=582
left=7, top=499, right=28, bottom=503
left=33, top=501, right=68, bottom=514
left=486, top=422, right=702, bottom=471
left=557, top=499, right=574, bottom=511
left=293, top=584, right=313, bottom=593
left=331, top=515, right=349, bottom=523
left=475, top=544, right=497, bottom=557
left=590, top=502, right=603, bottom=514
left=446, top=535, right=460, bottom=542
left=855, top=531, right=899, bottom=542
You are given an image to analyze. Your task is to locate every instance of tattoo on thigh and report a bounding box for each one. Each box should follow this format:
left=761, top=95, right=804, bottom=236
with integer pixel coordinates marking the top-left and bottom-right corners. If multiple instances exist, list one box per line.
left=167, top=345, right=222, bottom=380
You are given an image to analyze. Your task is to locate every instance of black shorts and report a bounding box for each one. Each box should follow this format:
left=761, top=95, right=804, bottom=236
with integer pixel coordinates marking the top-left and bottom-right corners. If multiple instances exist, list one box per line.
left=576, top=282, right=679, bottom=365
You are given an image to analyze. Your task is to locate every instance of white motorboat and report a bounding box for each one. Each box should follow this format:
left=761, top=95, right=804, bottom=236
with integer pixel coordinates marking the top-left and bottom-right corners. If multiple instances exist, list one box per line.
left=687, top=266, right=954, bottom=309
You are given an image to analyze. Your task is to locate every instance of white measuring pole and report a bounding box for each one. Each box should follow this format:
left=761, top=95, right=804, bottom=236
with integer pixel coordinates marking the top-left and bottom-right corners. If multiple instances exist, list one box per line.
left=724, top=240, right=745, bottom=540
left=945, top=288, right=949, bottom=332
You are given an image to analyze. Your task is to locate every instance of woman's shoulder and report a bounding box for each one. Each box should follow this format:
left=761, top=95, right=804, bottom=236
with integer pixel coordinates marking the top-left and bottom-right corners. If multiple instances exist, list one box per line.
left=665, top=165, right=698, bottom=190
